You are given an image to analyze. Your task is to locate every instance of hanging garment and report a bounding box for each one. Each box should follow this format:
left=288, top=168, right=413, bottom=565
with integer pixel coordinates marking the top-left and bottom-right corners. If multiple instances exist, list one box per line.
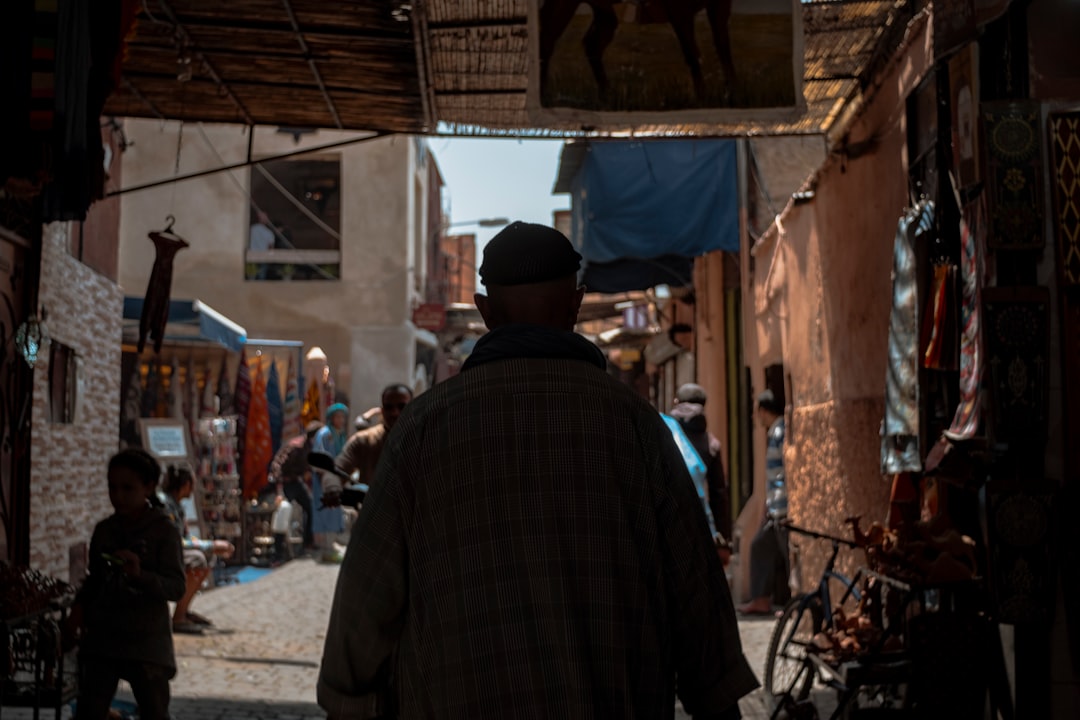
left=137, top=227, right=189, bottom=354
left=920, top=264, right=959, bottom=370
left=168, top=355, right=183, bottom=419
left=882, top=202, right=934, bottom=474
left=266, top=360, right=284, bottom=455
left=233, top=349, right=252, bottom=463
left=200, top=362, right=216, bottom=418
left=141, top=362, right=159, bottom=419
left=282, top=356, right=301, bottom=441
left=945, top=196, right=986, bottom=441
left=120, top=357, right=143, bottom=445
left=216, top=352, right=232, bottom=415
left=242, top=362, right=273, bottom=500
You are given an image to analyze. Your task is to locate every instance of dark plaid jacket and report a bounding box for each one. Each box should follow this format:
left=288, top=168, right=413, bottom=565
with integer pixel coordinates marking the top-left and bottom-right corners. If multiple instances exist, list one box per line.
left=318, top=339, right=757, bottom=719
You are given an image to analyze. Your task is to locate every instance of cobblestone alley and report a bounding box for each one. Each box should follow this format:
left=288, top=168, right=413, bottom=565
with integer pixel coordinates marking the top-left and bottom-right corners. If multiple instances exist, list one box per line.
left=11, top=558, right=832, bottom=719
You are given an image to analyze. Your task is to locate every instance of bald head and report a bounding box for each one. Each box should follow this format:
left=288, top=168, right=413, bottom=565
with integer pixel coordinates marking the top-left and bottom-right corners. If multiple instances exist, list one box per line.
left=475, top=275, right=585, bottom=331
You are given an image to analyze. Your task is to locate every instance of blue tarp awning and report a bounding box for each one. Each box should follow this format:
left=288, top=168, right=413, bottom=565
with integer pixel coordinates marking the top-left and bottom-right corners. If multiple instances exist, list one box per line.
left=557, top=140, right=738, bottom=292
left=122, top=297, right=247, bottom=352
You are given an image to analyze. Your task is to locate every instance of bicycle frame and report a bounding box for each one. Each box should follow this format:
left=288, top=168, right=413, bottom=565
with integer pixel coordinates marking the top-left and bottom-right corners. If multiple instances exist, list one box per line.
left=780, top=538, right=861, bottom=654
left=767, top=524, right=863, bottom=719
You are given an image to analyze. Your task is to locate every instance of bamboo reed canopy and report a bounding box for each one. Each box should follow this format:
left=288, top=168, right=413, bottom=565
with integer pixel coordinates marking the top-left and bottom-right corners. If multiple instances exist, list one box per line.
left=105, top=0, right=427, bottom=133
left=105, top=0, right=915, bottom=139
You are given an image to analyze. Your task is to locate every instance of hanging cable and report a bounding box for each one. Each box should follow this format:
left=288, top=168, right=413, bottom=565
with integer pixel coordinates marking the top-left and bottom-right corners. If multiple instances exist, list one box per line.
left=194, top=123, right=338, bottom=280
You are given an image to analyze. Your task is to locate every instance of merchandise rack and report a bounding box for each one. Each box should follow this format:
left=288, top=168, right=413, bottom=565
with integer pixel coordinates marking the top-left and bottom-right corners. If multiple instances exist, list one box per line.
left=194, top=416, right=244, bottom=562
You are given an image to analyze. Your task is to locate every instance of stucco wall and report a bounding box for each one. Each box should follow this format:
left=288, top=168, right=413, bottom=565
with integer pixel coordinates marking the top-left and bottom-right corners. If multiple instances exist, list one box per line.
left=737, top=16, right=933, bottom=596
left=29, top=223, right=123, bottom=580
left=749, top=135, right=826, bottom=204
left=787, top=398, right=891, bottom=585
left=118, top=122, right=425, bottom=409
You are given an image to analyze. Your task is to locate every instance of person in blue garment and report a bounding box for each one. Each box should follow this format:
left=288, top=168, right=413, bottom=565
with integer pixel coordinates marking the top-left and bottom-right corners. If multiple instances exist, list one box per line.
left=312, top=403, right=349, bottom=563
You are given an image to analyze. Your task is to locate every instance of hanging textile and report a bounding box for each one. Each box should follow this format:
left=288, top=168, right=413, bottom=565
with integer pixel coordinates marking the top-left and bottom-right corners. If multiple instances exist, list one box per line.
left=185, top=355, right=199, bottom=439
left=945, top=196, right=986, bottom=440
left=1049, top=112, right=1080, bottom=286
left=120, top=356, right=143, bottom=445
left=200, top=362, right=217, bottom=417
left=241, top=362, right=273, bottom=500
left=216, top=352, right=232, bottom=414
left=168, top=356, right=183, bottom=419
left=301, top=377, right=322, bottom=428
left=138, top=223, right=190, bottom=354
left=983, top=102, right=1044, bottom=250
left=233, top=348, right=251, bottom=463
left=882, top=202, right=934, bottom=474
left=142, top=362, right=159, bottom=418
left=266, top=359, right=284, bottom=455
left=282, top=356, right=301, bottom=441
left=920, top=264, right=959, bottom=370
left=182, top=356, right=194, bottom=423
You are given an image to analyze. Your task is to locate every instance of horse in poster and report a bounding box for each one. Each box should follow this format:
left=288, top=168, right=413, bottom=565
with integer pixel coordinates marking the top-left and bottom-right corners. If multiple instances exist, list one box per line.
left=538, top=0, right=737, bottom=102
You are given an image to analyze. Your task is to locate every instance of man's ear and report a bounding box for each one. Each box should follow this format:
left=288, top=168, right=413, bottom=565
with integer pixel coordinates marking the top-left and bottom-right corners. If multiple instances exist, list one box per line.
left=474, top=293, right=492, bottom=329
left=569, top=285, right=586, bottom=325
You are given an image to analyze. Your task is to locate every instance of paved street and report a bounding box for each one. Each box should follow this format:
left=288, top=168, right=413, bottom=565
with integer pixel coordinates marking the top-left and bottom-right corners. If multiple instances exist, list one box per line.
left=8, top=558, right=832, bottom=719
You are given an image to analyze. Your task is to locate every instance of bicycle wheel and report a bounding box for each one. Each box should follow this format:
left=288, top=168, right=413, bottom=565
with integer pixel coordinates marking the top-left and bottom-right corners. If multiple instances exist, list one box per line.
left=764, top=594, right=824, bottom=708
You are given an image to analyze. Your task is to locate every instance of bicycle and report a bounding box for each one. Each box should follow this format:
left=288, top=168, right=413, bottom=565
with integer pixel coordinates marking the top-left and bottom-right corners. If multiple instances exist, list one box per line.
left=764, top=522, right=862, bottom=718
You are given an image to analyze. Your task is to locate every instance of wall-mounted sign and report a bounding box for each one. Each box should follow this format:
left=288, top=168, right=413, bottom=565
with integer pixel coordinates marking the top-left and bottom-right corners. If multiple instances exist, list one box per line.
left=528, top=0, right=804, bottom=127
left=413, top=303, right=447, bottom=332
left=138, top=418, right=192, bottom=462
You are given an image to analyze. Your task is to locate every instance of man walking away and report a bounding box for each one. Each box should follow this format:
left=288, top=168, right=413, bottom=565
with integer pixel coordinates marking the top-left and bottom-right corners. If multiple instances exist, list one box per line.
left=318, top=221, right=757, bottom=720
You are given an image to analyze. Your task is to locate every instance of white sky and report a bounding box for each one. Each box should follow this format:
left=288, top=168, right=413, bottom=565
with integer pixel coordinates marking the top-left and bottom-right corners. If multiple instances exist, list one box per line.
left=429, top=138, right=570, bottom=288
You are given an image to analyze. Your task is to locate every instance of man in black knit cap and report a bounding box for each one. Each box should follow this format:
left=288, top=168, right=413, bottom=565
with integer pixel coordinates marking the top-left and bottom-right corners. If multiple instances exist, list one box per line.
left=319, top=221, right=757, bottom=720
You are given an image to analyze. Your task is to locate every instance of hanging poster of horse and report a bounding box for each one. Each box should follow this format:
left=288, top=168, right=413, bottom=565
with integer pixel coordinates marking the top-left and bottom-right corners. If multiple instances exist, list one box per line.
left=529, top=0, right=803, bottom=124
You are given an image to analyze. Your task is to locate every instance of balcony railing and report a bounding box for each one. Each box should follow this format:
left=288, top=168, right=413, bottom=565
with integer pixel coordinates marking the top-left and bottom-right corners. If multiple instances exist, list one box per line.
left=245, top=249, right=341, bottom=281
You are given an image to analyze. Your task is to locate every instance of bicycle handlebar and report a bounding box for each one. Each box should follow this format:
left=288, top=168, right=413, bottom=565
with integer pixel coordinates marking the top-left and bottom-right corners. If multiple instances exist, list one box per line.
left=779, top=519, right=859, bottom=548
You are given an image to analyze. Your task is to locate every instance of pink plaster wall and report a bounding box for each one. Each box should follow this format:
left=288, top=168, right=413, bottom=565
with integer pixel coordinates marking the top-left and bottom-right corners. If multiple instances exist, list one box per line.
left=734, top=16, right=933, bottom=598
left=788, top=398, right=892, bottom=588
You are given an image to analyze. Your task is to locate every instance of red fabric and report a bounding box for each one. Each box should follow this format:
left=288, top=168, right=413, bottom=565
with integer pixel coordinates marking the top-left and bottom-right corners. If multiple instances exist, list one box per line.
left=242, top=361, right=273, bottom=500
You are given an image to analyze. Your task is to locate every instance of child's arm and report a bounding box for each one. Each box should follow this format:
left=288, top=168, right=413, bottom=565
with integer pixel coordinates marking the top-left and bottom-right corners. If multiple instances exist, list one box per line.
left=127, top=526, right=186, bottom=602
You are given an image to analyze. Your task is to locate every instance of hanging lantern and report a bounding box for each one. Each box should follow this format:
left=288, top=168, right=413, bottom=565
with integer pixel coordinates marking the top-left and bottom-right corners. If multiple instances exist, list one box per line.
left=15, top=308, right=49, bottom=368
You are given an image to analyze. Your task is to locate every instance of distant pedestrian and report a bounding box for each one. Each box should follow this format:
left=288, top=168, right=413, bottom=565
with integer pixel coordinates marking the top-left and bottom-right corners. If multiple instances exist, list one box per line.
left=264, top=420, right=323, bottom=550
left=319, top=221, right=756, bottom=719
left=312, top=403, right=349, bottom=562
left=666, top=382, right=732, bottom=563
left=738, top=390, right=790, bottom=615
left=321, top=384, right=413, bottom=505
left=69, top=449, right=186, bottom=720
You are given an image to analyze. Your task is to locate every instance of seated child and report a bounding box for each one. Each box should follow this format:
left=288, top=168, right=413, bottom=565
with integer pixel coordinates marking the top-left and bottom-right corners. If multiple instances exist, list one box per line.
left=159, top=465, right=234, bottom=633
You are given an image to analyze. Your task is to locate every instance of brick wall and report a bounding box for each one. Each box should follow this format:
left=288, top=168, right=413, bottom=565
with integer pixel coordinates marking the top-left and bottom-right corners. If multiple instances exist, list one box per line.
left=28, top=222, right=123, bottom=580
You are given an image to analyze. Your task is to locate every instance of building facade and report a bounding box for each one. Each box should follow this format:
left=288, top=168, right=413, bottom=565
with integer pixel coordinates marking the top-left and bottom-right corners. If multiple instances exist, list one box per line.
left=118, top=122, right=439, bottom=410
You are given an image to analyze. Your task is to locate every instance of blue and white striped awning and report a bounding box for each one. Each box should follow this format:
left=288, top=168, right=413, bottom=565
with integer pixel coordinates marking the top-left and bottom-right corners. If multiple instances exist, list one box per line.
left=122, top=297, right=247, bottom=352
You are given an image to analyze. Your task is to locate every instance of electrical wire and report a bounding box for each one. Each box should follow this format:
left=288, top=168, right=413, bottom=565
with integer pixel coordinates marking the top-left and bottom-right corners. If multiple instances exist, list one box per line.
left=194, top=123, right=338, bottom=280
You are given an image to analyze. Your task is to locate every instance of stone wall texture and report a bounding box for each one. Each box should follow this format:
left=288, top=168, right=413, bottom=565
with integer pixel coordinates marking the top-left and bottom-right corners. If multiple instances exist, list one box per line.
left=788, top=397, right=891, bottom=589
left=28, top=223, right=123, bottom=580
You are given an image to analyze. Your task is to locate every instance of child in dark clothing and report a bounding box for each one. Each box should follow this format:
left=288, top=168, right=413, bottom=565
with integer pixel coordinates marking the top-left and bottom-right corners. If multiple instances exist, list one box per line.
left=70, top=449, right=186, bottom=720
